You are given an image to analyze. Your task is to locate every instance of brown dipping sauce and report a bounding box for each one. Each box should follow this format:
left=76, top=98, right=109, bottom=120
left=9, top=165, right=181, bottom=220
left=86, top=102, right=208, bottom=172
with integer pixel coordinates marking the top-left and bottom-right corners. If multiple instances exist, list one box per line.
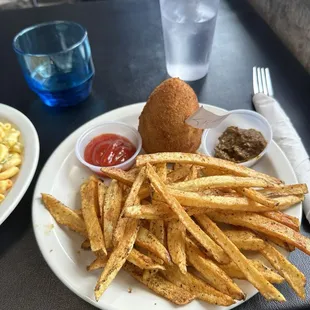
left=214, top=126, right=267, bottom=163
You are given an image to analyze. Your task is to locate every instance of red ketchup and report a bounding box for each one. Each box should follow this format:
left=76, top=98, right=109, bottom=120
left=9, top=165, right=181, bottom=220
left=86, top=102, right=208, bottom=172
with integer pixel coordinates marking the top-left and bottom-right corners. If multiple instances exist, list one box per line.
left=84, top=134, right=136, bottom=167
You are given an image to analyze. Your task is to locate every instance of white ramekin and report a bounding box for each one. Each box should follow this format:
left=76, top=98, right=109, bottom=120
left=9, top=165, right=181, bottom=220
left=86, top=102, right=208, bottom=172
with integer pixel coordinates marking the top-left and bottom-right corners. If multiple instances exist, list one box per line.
left=202, top=109, right=272, bottom=168
left=75, top=121, right=142, bottom=174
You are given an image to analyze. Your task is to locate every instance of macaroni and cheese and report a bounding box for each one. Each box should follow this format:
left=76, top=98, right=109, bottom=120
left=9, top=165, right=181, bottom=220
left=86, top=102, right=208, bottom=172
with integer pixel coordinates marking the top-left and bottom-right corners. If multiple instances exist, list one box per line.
left=0, top=122, right=23, bottom=202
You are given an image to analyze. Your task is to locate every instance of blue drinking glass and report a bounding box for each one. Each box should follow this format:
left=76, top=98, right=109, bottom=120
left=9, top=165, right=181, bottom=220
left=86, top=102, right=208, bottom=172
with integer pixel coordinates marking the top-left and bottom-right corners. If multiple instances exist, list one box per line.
left=13, top=21, right=95, bottom=107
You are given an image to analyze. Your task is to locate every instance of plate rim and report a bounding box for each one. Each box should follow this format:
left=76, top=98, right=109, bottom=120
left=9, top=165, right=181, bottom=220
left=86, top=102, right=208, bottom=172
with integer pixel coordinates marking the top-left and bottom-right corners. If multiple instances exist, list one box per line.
left=0, top=103, right=40, bottom=225
left=32, top=102, right=301, bottom=310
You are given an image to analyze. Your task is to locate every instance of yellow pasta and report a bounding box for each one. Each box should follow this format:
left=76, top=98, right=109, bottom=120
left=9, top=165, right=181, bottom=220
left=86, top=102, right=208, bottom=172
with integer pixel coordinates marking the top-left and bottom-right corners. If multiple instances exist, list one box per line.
left=3, top=130, right=20, bottom=148
left=3, top=123, right=12, bottom=131
left=0, top=167, right=19, bottom=180
left=0, top=180, right=13, bottom=194
left=11, top=142, right=23, bottom=154
left=0, top=122, right=7, bottom=129
left=0, top=144, right=8, bottom=162
left=0, top=121, right=23, bottom=202
left=0, top=127, right=5, bottom=141
left=2, top=153, right=22, bottom=171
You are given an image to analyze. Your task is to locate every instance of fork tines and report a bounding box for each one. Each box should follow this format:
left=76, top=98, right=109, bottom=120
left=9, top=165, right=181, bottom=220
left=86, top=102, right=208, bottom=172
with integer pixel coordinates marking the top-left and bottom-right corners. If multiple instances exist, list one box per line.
left=253, top=67, right=273, bottom=97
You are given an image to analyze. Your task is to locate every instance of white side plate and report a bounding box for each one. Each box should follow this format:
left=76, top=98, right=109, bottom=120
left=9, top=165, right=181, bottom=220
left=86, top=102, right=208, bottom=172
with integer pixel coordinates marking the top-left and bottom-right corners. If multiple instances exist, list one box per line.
left=32, top=103, right=301, bottom=310
left=0, top=103, right=39, bottom=225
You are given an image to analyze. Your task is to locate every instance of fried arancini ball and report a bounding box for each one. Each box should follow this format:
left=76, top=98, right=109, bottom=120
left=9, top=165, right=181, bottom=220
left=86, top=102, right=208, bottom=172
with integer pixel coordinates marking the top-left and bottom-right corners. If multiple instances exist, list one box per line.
left=138, top=78, right=203, bottom=153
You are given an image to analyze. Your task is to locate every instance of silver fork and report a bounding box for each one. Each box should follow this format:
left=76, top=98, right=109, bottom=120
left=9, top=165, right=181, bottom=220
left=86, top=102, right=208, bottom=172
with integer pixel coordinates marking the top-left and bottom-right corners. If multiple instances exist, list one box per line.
left=253, top=67, right=274, bottom=97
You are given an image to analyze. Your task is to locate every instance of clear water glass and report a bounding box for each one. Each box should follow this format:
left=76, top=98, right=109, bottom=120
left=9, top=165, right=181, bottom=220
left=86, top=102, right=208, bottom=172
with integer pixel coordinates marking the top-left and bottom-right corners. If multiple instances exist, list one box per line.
left=160, top=0, right=220, bottom=81
left=13, top=21, right=95, bottom=107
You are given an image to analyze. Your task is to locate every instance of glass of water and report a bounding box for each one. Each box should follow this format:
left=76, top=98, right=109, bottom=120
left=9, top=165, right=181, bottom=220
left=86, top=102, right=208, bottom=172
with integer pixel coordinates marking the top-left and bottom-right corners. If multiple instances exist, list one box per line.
left=159, top=0, right=220, bottom=81
left=13, top=21, right=95, bottom=107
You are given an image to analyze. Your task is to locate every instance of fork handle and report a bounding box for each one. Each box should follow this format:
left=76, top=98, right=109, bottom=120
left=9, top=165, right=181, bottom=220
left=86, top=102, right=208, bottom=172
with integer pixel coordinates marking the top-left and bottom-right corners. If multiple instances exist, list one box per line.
left=253, top=93, right=310, bottom=221
left=253, top=93, right=306, bottom=155
left=253, top=93, right=289, bottom=123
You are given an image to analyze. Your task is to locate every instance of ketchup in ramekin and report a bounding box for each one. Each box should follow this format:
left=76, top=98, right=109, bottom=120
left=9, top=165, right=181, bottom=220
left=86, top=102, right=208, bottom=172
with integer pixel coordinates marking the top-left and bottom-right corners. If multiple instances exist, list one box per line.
left=84, top=134, right=136, bottom=167
left=75, top=122, right=142, bottom=175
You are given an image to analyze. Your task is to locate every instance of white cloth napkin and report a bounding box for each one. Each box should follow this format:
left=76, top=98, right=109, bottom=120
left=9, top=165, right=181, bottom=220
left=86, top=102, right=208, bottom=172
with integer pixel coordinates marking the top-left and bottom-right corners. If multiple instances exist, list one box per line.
left=253, top=93, right=310, bottom=222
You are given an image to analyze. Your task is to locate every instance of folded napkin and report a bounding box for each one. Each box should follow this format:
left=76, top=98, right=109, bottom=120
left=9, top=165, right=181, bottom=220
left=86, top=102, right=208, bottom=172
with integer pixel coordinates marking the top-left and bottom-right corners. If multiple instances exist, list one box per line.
left=253, top=93, right=310, bottom=222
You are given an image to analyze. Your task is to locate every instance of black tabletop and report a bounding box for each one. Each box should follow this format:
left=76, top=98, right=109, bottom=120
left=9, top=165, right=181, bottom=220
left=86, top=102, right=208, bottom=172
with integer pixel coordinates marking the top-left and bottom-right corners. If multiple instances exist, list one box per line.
left=0, top=0, right=309, bottom=309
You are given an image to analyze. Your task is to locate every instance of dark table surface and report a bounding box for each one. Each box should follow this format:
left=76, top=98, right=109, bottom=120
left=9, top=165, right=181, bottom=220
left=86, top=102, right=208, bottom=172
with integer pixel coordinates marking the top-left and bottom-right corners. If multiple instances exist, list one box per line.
left=0, top=0, right=309, bottom=309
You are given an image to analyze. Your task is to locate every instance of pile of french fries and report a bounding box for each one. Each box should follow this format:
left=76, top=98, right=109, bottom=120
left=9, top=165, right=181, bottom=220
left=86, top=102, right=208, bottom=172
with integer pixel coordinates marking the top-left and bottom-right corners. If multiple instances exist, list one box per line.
left=42, top=152, right=309, bottom=306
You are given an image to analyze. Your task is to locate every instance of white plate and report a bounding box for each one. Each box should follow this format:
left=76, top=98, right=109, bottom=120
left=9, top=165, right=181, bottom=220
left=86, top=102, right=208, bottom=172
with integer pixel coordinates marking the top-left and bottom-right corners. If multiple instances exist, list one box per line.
left=32, top=103, right=301, bottom=310
left=0, top=104, right=39, bottom=225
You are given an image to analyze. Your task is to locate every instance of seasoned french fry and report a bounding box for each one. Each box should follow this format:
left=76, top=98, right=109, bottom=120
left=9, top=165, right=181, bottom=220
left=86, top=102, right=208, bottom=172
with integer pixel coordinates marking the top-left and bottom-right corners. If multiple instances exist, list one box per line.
left=126, top=166, right=140, bottom=178
left=136, top=152, right=282, bottom=184
left=81, top=180, right=106, bottom=254
left=161, top=265, right=235, bottom=306
left=138, top=185, right=150, bottom=200
left=128, top=248, right=165, bottom=270
left=87, top=248, right=164, bottom=271
left=223, top=226, right=293, bottom=252
left=196, top=214, right=285, bottom=301
left=143, top=219, right=166, bottom=280
left=174, top=163, right=183, bottom=170
left=98, top=180, right=107, bottom=218
left=169, top=176, right=271, bottom=192
left=94, top=218, right=139, bottom=300
left=101, top=167, right=135, bottom=185
left=124, top=202, right=209, bottom=220
left=89, top=176, right=100, bottom=217
left=261, top=242, right=306, bottom=299
left=218, top=260, right=284, bottom=284
left=103, top=180, right=123, bottom=249
left=41, top=194, right=87, bottom=237
left=124, top=202, right=174, bottom=220
left=169, top=188, right=275, bottom=212
left=152, top=163, right=168, bottom=201
left=146, top=163, right=230, bottom=264
left=207, top=211, right=310, bottom=256
left=167, top=166, right=191, bottom=183
left=81, top=239, right=90, bottom=250
left=87, top=256, right=108, bottom=271
left=260, top=234, right=295, bottom=252
left=185, top=238, right=244, bottom=300
left=113, top=167, right=146, bottom=246
left=124, top=263, right=195, bottom=305
left=112, top=218, right=128, bottom=247
left=124, top=167, right=146, bottom=209
left=188, top=164, right=199, bottom=180
left=223, top=229, right=266, bottom=251
left=74, top=209, right=83, bottom=218
left=274, top=195, right=304, bottom=211
left=89, top=175, right=99, bottom=183
left=156, top=163, right=167, bottom=182
left=149, top=220, right=165, bottom=245
left=167, top=219, right=187, bottom=273
left=263, top=211, right=299, bottom=231
left=202, top=166, right=226, bottom=177
left=237, top=187, right=279, bottom=208
left=135, top=227, right=171, bottom=264
left=259, top=184, right=308, bottom=197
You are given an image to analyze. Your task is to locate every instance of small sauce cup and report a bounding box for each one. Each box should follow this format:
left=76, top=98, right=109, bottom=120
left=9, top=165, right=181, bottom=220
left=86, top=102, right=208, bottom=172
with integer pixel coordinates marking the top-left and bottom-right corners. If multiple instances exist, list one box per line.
left=75, top=122, right=142, bottom=174
left=202, top=109, right=272, bottom=167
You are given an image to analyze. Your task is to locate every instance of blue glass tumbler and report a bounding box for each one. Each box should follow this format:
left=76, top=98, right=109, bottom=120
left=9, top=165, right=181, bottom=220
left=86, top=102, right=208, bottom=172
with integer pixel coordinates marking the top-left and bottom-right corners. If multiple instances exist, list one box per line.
left=13, top=21, right=95, bottom=107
